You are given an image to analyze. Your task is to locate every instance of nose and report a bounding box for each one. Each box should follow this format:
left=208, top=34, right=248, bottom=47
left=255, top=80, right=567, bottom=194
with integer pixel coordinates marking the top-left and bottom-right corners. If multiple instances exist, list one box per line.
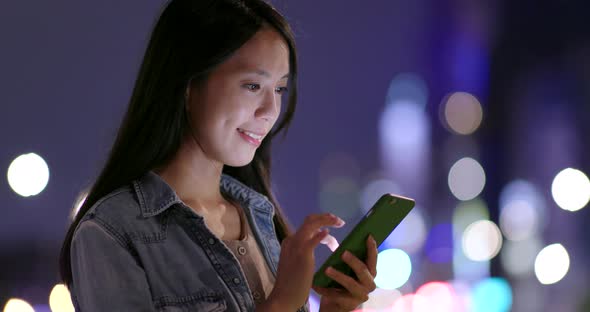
left=256, top=88, right=280, bottom=122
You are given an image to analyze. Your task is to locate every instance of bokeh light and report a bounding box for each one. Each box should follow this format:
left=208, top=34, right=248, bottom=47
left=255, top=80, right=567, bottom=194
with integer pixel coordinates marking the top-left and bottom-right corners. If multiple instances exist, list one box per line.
left=3, top=299, right=35, bottom=312
left=452, top=200, right=491, bottom=280
left=442, top=92, right=483, bottom=135
left=471, top=277, right=512, bottom=312
left=374, top=249, right=412, bottom=289
left=499, top=200, right=539, bottom=241
left=391, top=294, right=415, bottom=312
left=448, top=280, right=470, bottom=312
left=448, top=157, right=486, bottom=201
left=413, top=282, right=457, bottom=312
left=385, top=73, right=429, bottom=109
left=453, top=199, right=490, bottom=230
left=49, top=284, right=75, bottom=312
left=499, top=180, right=544, bottom=210
left=7, top=153, right=50, bottom=197
left=361, top=288, right=402, bottom=311
left=499, top=180, right=547, bottom=231
left=500, top=237, right=542, bottom=277
left=462, top=220, right=502, bottom=261
left=360, top=178, right=402, bottom=213
left=381, top=207, right=427, bottom=254
left=534, top=243, right=570, bottom=285
left=380, top=100, right=430, bottom=151
left=425, top=223, right=453, bottom=263
left=551, top=168, right=590, bottom=211
left=319, top=176, right=360, bottom=220
left=380, top=74, right=430, bottom=199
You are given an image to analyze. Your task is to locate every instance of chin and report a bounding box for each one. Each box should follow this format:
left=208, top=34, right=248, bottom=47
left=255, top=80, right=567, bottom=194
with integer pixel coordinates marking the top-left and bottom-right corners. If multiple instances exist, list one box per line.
left=224, top=155, right=255, bottom=167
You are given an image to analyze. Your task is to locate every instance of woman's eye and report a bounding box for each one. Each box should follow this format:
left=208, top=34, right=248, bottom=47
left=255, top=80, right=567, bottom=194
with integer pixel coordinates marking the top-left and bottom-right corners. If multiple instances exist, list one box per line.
left=275, top=86, right=288, bottom=94
left=244, top=83, right=260, bottom=91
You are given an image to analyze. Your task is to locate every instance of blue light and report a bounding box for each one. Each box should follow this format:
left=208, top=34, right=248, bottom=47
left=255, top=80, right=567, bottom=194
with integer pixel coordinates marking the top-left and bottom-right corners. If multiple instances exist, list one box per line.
left=471, top=277, right=513, bottom=312
left=385, top=73, right=429, bottom=109
left=425, top=223, right=454, bottom=263
left=374, top=249, right=412, bottom=290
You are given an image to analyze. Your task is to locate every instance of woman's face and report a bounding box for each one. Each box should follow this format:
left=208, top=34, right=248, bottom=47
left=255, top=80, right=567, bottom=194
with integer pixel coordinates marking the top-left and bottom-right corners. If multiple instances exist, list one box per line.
left=186, top=28, right=290, bottom=167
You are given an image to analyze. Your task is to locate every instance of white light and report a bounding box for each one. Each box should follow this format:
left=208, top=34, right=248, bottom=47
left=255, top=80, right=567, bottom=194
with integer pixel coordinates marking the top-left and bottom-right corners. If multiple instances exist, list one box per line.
left=499, top=180, right=547, bottom=236
left=71, top=191, right=88, bottom=220
left=362, top=288, right=402, bottom=311
left=453, top=200, right=491, bottom=280
left=49, top=284, right=75, bottom=312
left=462, top=220, right=502, bottom=261
left=443, top=92, right=483, bottom=135
left=380, top=100, right=429, bottom=150
left=551, top=168, right=590, bottom=211
left=499, top=200, right=539, bottom=241
left=3, top=299, right=35, bottom=312
left=448, top=157, right=486, bottom=201
left=534, top=243, right=570, bottom=285
left=375, top=249, right=412, bottom=289
left=499, top=180, right=543, bottom=210
left=500, top=237, right=542, bottom=277
left=7, top=153, right=50, bottom=197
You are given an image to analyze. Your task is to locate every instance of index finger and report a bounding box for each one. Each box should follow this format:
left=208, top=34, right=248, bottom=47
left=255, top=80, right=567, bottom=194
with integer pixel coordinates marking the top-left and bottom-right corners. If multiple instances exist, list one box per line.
left=298, top=213, right=345, bottom=238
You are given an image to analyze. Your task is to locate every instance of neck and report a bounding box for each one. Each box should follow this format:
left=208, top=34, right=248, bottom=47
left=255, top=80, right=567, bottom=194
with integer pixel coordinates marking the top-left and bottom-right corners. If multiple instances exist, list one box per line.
left=154, top=136, right=225, bottom=211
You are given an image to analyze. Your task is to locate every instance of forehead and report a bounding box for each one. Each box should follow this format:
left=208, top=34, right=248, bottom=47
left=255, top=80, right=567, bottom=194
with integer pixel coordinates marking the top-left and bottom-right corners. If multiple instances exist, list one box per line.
left=219, top=28, right=290, bottom=77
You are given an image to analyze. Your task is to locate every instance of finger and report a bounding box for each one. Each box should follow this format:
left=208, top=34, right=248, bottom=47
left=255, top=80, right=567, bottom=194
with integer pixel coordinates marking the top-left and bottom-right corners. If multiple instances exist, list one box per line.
left=366, top=235, right=378, bottom=277
left=342, top=250, right=376, bottom=291
left=312, top=286, right=345, bottom=297
left=325, top=266, right=369, bottom=301
left=299, top=213, right=345, bottom=238
left=313, top=286, right=364, bottom=310
left=309, top=228, right=330, bottom=247
left=320, top=233, right=340, bottom=252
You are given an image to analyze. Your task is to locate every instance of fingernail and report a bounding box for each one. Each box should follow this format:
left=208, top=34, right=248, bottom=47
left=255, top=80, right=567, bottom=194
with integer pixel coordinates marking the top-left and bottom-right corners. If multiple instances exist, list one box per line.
left=326, top=267, right=333, bottom=274
left=337, top=218, right=346, bottom=226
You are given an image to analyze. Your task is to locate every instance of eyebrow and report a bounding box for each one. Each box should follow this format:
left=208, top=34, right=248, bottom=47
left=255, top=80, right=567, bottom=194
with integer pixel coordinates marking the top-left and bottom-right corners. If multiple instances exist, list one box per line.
left=246, top=69, right=289, bottom=79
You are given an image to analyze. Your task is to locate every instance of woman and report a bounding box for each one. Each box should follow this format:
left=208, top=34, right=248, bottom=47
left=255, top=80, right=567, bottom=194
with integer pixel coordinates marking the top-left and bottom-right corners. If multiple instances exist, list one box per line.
left=59, top=0, right=378, bottom=311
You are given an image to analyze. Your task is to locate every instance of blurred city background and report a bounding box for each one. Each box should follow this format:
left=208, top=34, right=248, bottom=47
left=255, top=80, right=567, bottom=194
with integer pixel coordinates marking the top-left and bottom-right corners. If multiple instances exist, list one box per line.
left=1, top=0, right=589, bottom=311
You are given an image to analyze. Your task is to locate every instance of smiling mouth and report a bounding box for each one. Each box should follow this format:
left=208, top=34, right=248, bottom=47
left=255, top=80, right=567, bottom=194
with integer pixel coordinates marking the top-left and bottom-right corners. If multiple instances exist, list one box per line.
left=237, top=128, right=264, bottom=140
left=237, top=128, right=264, bottom=146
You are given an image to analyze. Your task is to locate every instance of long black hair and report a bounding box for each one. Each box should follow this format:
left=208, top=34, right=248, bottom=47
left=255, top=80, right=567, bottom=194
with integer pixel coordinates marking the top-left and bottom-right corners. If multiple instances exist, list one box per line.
left=60, top=0, right=298, bottom=286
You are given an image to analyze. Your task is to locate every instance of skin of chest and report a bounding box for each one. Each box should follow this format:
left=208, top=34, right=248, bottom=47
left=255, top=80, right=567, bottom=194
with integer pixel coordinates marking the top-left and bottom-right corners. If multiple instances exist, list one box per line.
left=186, top=199, right=244, bottom=240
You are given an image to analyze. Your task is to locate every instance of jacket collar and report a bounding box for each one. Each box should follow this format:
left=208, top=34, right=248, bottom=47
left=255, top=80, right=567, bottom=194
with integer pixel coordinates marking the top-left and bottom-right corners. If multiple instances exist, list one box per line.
left=133, top=171, right=274, bottom=218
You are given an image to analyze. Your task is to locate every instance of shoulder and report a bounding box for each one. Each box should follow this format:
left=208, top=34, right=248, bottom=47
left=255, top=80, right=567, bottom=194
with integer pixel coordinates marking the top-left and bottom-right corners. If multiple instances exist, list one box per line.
left=83, top=185, right=140, bottom=223
left=73, top=185, right=150, bottom=247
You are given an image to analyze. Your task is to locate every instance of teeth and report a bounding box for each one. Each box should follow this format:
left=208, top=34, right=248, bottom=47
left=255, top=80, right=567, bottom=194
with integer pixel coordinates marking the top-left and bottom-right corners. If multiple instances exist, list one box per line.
left=238, top=129, right=263, bottom=140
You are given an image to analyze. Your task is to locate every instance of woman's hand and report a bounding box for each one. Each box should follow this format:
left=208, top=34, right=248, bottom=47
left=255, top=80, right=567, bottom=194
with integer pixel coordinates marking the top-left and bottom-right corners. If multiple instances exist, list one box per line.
left=312, top=235, right=378, bottom=312
left=260, top=213, right=345, bottom=311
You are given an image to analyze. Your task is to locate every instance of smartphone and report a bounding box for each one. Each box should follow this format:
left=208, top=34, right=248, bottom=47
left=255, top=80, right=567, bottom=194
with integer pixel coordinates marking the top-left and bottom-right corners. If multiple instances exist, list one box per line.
left=312, top=193, right=415, bottom=288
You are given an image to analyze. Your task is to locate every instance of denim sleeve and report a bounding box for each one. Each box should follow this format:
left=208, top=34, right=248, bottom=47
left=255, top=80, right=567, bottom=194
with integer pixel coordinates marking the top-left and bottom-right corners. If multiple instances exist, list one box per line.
left=70, top=220, right=156, bottom=312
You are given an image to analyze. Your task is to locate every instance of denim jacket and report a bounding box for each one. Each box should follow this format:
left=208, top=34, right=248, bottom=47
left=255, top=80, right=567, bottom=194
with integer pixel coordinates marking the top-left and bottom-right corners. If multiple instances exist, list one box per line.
left=69, top=171, right=310, bottom=312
